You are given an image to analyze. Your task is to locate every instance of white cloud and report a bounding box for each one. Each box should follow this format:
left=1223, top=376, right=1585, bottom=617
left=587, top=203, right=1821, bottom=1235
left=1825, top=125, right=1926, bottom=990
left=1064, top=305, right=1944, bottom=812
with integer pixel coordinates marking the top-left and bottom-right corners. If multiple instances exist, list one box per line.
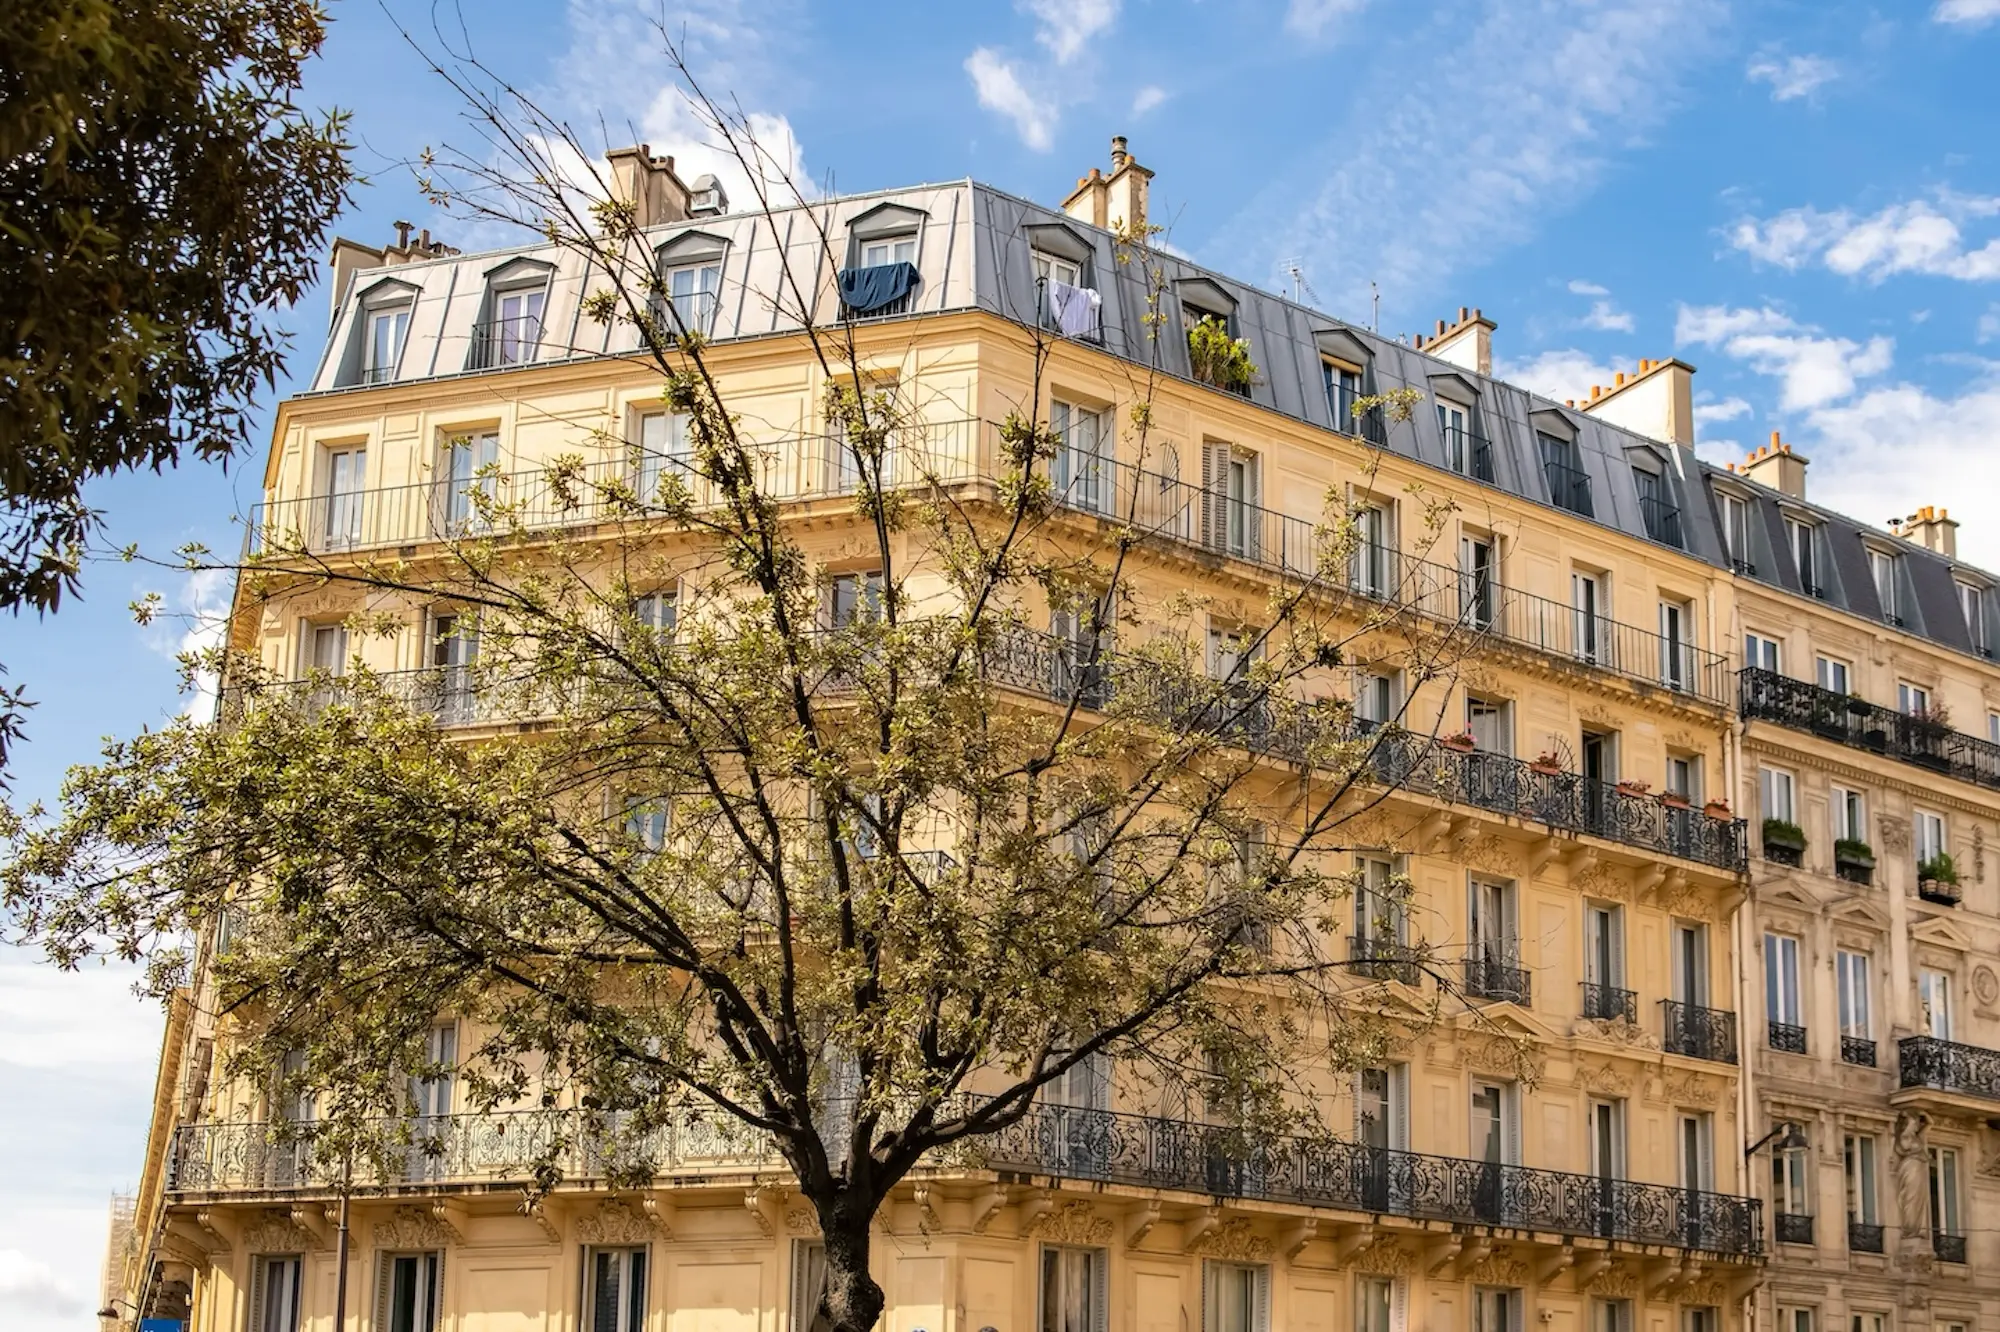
left=1746, top=53, right=1839, bottom=102
left=1494, top=349, right=1620, bottom=404
left=964, top=49, right=1056, bottom=152
left=1731, top=196, right=2000, bottom=282
left=1221, top=0, right=1727, bottom=321
left=1567, top=279, right=1610, bottom=296
left=1024, top=0, right=1120, bottom=64
left=0, top=1251, right=83, bottom=1321
left=1935, top=0, right=2000, bottom=25
left=1676, top=303, right=1894, bottom=411
left=1286, top=0, right=1371, bottom=38
left=1131, top=85, right=1169, bottom=116
left=1980, top=304, right=2000, bottom=343
left=1694, top=395, right=1754, bottom=424
left=1581, top=299, right=1636, bottom=333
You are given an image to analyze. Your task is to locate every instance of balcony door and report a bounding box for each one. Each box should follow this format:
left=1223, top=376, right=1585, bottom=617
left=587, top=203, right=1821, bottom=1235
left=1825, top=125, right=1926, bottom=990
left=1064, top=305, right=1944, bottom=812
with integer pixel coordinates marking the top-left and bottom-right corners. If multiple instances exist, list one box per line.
left=406, top=1022, right=456, bottom=1182
left=1581, top=729, right=1616, bottom=831
left=1468, top=877, right=1518, bottom=998
left=1458, top=535, right=1497, bottom=630
left=440, top=431, right=499, bottom=532
left=1590, top=1099, right=1626, bottom=1237
left=1571, top=571, right=1608, bottom=665
left=1584, top=903, right=1626, bottom=1018
left=1920, top=969, right=1955, bottom=1040
left=324, top=446, right=367, bottom=548
left=1046, top=1052, right=1113, bottom=1180
left=1678, top=1112, right=1714, bottom=1244
left=1350, top=504, right=1391, bottom=598
left=1051, top=401, right=1106, bottom=514
left=1470, top=1080, right=1519, bottom=1222
left=429, top=611, right=479, bottom=723
left=1356, top=1065, right=1406, bottom=1212
left=1672, top=923, right=1709, bottom=1007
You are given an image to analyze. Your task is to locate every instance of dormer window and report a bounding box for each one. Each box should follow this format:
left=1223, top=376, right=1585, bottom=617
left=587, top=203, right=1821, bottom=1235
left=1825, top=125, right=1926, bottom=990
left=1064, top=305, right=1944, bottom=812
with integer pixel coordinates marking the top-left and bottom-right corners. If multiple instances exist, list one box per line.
left=364, top=303, right=410, bottom=385
left=1959, top=580, right=1991, bottom=657
left=1633, top=466, right=1682, bottom=548
left=1033, top=249, right=1101, bottom=341
left=1715, top=490, right=1752, bottom=574
left=1868, top=547, right=1902, bottom=626
left=1325, top=363, right=1362, bottom=435
left=469, top=260, right=552, bottom=370
left=664, top=261, right=720, bottom=336
left=839, top=202, right=927, bottom=319
left=862, top=236, right=915, bottom=267
left=1785, top=515, right=1823, bottom=598
left=1538, top=433, right=1592, bottom=517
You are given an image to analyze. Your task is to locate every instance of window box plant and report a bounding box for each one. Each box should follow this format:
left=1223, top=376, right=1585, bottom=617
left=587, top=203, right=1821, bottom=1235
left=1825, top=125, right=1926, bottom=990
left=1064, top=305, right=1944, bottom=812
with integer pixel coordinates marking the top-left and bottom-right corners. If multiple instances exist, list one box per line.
left=1661, top=791, right=1691, bottom=810
left=1763, top=818, right=1807, bottom=866
left=1530, top=751, right=1564, bottom=775
left=1439, top=728, right=1477, bottom=754
left=1615, top=778, right=1651, bottom=797
left=1187, top=316, right=1259, bottom=395
left=1919, top=852, right=1962, bottom=903
left=1704, top=798, right=1733, bottom=819
left=1834, top=838, right=1875, bottom=871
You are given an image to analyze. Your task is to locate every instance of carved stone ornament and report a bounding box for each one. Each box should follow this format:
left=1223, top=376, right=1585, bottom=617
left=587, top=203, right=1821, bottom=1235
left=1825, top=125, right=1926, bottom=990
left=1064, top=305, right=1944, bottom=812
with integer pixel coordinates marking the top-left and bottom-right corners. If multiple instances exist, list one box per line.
left=1466, top=1257, right=1530, bottom=1286
left=373, top=1207, right=456, bottom=1251
left=1678, top=1279, right=1726, bottom=1307
left=574, top=1200, right=661, bottom=1246
left=1975, top=825, right=1987, bottom=885
left=1584, top=1267, right=1639, bottom=1298
left=1879, top=816, right=1912, bottom=855
left=1186, top=1217, right=1275, bottom=1263
left=1465, top=1035, right=1541, bottom=1080
left=1660, top=1071, right=1721, bottom=1108
left=1655, top=883, right=1709, bottom=923
left=1573, top=1019, right=1661, bottom=1052
left=243, top=1211, right=319, bottom=1254
left=1975, top=966, right=2000, bottom=1009
left=1577, top=1063, right=1633, bottom=1097
left=1355, top=1243, right=1416, bottom=1276
left=786, top=1208, right=823, bottom=1235
left=1456, top=836, right=1523, bottom=877
left=1025, top=1200, right=1115, bottom=1247
left=1571, top=865, right=1629, bottom=902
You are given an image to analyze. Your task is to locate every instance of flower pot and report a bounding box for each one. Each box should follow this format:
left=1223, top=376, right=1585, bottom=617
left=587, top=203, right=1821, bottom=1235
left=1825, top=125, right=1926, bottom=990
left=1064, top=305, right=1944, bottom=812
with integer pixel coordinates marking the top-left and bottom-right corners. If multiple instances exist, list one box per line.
left=1662, top=794, right=1691, bottom=810
left=1440, top=736, right=1476, bottom=753
left=1615, top=781, right=1650, bottom=797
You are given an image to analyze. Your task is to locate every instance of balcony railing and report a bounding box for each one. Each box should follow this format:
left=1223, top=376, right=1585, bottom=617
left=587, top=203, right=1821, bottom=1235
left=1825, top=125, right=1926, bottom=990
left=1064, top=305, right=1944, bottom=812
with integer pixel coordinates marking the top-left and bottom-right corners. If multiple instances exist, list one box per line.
left=1663, top=1000, right=1739, bottom=1064
left=1348, top=936, right=1424, bottom=986
left=467, top=315, right=544, bottom=371
left=1740, top=667, right=2000, bottom=794
left=1581, top=982, right=1638, bottom=1023
left=1935, top=1232, right=1968, bottom=1263
left=1899, top=1035, right=2000, bottom=1102
left=1767, top=1022, right=1807, bottom=1055
left=1464, top=954, right=1532, bottom=1006
left=1439, top=427, right=1496, bottom=484
left=1774, top=1212, right=1814, bottom=1245
left=1848, top=1220, right=1884, bottom=1253
left=1640, top=496, right=1684, bottom=549
left=164, top=1103, right=1761, bottom=1256
left=1841, top=1035, right=1877, bottom=1067
left=1543, top=460, right=1593, bottom=517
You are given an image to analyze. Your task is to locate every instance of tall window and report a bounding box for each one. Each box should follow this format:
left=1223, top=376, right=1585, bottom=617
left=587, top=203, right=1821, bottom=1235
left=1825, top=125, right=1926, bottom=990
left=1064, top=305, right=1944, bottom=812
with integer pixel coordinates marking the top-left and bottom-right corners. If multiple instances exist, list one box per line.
left=377, top=1252, right=442, bottom=1332
left=1467, top=877, right=1520, bottom=998
left=632, top=590, right=678, bottom=641
left=492, top=285, right=545, bottom=366
left=366, top=304, right=411, bottom=383
left=1845, top=1134, right=1879, bottom=1225
left=1354, top=856, right=1406, bottom=954
left=623, top=795, right=669, bottom=853
left=1200, top=443, right=1259, bottom=557
left=1672, top=922, right=1709, bottom=1006
left=1832, top=787, right=1865, bottom=843
left=1351, top=503, right=1392, bottom=597
left=1679, top=1111, right=1715, bottom=1192
left=1051, top=400, right=1107, bottom=513
left=585, top=1248, right=648, bottom=1332
left=1920, top=968, right=1954, bottom=1039
left=1593, top=1302, right=1632, bottom=1332
left=1869, top=549, right=1900, bottom=623
left=635, top=411, right=689, bottom=500
left=305, top=622, right=348, bottom=678
left=1774, top=1141, right=1811, bottom=1219
left=665, top=261, right=721, bottom=335
left=1437, top=401, right=1470, bottom=474
left=1744, top=632, right=1782, bottom=674
left=1899, top=681, right=1932, bottom=717
left=252, top=1255, right=304, bottom=1332
left=1356, top=1276, right=1395, bottom=1332
left=1717, top=492, right=1750, bottom=571
left=1458, top=534, right=1496, bottom=629
left=1473, top=1288, right=1520, bottom=1332
left=440, top=431, right=499, bottom=531
left=1040, top=1246, right=1106, bottom=1332
left=828, top=571, right=883, bottom=628
left=1203, top=1262, right=1267, bottom=1332
left=1779, top=1310, right=1816, bottom=1332
left=1356, top=1065, right=1405, bottom=1149
left=1760, top=767, right=1797, bottom=824
left=1466, top=695, right=1510, bottom=754
left=1326, top=363, right=1362, bottom=434
left=1659, top=599, right=1695, bottom=691
left=1816, top=655, right=1850, bottom=694
left=1916, top=809, right=1947, bottom=867
left=1539, top=432, right=1591, bottom=516
left=1961, top=581, right=1989, bottom=653
left=793, top=1243, right=833, bottom=1332
left=1765, top=933, right=1802, bottom=1032
left=1837, top=951, right=1872, bottom=1042
left=1685, top=1310, right=1719, bottom=1332
left=324, top=445, right=368, bottom=547
left=1665, top=754, right=1697, bottom=801
left=1585, top=902, right=1625, bottom=990
left=1788, top=517, right=1821, bottom=595
left=1571, top=570, right=1607, bottom=665
left=1589, top=1099, right=1626, bottom=1180
left=1931, top=1147, right=1962, bottom=1239
left=1355, top=672, right=1397, bottom=728
left=1635, top=467, right=1679, bottom=545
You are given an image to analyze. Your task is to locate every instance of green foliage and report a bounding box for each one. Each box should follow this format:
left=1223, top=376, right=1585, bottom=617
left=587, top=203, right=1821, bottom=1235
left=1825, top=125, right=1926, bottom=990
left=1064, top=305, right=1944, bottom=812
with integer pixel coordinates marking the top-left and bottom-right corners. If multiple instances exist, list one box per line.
left=1762, top=817, right=1806, bottom=849
left=0, top=0, right=353, bottom=773
left=1833, top=837, right=1875, bottom=865
left=1919, top=852, right=1960, bottom=885
left=1185, top=316, right=1258, bottom=393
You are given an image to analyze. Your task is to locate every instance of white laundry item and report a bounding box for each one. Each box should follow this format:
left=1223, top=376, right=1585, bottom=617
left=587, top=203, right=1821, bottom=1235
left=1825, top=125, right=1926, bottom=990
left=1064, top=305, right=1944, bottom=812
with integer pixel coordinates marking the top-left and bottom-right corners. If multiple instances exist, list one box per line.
left=1049, top=280, right=1102, bottom=339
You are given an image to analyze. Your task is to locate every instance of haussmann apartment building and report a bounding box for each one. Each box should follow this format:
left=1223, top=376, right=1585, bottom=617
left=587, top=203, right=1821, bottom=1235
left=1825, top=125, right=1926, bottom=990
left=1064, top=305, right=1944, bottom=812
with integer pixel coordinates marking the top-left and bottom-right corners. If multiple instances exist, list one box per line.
left=94, top=137, right=2000, bottom=1332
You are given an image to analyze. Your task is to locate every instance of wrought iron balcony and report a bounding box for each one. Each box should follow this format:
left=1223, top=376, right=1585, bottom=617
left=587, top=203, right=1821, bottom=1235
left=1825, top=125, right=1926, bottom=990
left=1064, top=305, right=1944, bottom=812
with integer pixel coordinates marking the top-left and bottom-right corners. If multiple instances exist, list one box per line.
left=1348, top=936, right=1424, bottom=986
left=1581, top=982, right=1638, bottom=1023
left=1899, top=1035, right=2000, bottom=1102
left=1439, top=427, right=1496, bottom=484
left=1543, top=460, right=1593, bottom=517
left=1767, top=1022, right=1807, bottom=1055
left=1663, top=1000, right=1739, bottom=1064
left=1841, top=1035, right=1877, bottom=1067
left=1464, top=954, right=1532, bottom=1006
left=466, top=315, right=544, bottom=370
left=1774, top=1212, right=1814, bottom=1245
left=1640, top=496, right=1684, bottom=549
left=966, top=1103, right=1759, bottom=1256
left=1935, top=1232, right=1968, bottom=1263
left=1740, top=667, right=2000, bottom=794
left=1848, top=1220, right=1884, bottom=1253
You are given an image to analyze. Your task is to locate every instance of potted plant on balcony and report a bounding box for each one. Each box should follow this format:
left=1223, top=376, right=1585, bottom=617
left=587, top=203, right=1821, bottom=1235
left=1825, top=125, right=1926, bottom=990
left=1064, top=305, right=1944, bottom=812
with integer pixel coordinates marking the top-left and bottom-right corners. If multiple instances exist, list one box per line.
left=1762, top=817, right=1807, bottom=863
left=1845, top=693, right=1872, bottom=716
left=1439, top=728, right=1477, bottom=753
left=1186, top=316, right=1259, bottom=395
left=1661, top=789, right=1691, bottom=810
left=1834, top=838, right=1876, bottom=874
left=1919, top=852, right=1962, bottom=902
left=1615, top=778, right=1651, bottom=797
left=1704, top=797, right=1733, bottom=819
left=1530, top=750, right=1564, bottom=775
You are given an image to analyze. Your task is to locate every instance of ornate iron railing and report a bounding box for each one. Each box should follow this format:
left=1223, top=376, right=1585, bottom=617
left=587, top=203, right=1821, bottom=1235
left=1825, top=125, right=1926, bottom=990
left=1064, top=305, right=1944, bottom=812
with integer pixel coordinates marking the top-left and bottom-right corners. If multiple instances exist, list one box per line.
left=1581, top=982, right=1638, bottom=1023
left=1664, top=1001, right=1739, bottom=1064
left=1464, top=955, right=1532, bottom=1006
left=1774, top=1212, right=1814, bottom=1245
left=1898, top=1035, right=2000, bottom=1102
left=969, top=1103, right=1760, bottom=1256
left=1935, top=1232, right=1968, bottom=1263
left=1767, top=1022, right=1807, bottom=1055
left=1841, top=1036, right=1877, bottom=1067
left=1848, top=1220, right=1884, bottom=1253
left=164, top=1102, right=1761, bottom=1256
left=1740, top=668, right=2000, bottom=794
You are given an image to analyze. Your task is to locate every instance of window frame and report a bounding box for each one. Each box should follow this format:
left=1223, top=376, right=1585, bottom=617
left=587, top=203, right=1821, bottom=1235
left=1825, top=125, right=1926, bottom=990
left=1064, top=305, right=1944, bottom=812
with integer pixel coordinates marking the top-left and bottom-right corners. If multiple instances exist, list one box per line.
left=376, top=1250, right=443, bottom=1332
left=663, top=259, right=723, bottom=336
left=1744, top=632, right=1782, bottom=674
left=1039, top=1243, right=1109, bottom=1332
left=1837, top=950, right=1873, bottom=1039
left=1816, top=655, right=1851, bottom=694
left=1845, top=1134, right=1879, bottom=1224
left=582, top=1245, right=650, bottom=1332
left=1760, top=766, right=1797, bottom=824
left=1765, top=932, right=1802, bottom=1028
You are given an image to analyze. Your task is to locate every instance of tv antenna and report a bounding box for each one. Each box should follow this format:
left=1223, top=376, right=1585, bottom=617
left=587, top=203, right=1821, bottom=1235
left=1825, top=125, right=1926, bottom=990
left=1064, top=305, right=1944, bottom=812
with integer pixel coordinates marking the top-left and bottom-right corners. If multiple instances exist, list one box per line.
left=1371, top=281, right=1380, bottom=332
left=1279, top=257, right=1320, bottom=307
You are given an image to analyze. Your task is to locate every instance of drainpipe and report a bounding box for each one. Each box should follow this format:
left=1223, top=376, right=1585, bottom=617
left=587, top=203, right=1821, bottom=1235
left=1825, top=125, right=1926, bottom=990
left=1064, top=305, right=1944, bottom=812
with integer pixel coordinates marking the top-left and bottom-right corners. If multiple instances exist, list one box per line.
left=332, top=1161, right=352, bottom=1329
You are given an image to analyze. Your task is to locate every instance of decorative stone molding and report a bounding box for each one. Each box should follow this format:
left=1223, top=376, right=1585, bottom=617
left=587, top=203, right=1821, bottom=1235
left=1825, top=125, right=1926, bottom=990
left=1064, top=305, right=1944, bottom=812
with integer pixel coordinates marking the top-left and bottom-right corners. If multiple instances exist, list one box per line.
left=1466, top=1256, right=1530, bottom=1286
left=1188, top=1217, right=1275, bottom=1263
left=968, top=1184, right=1006, bottom=1236
left=1679, top=1278, right=1727, bottom=1307
left=1879, top=815, right=1911, bottom=855
left=786, top=1207, right=823, bottom=1235
left=523, top=1200, right=562, bottom=1245
left=1355, top=1242, right=1415, bottom=1276
left=1572, top=865, right=1629, bottom=903
left=1026, top=1200, right=1114, bottom=1247
left=1584, top=1266, right=1638, bottom=1298
left=1659, top=1071, right=1721, bottom=1108
left=244, top=1211, right=320, bottom=1254
left=1573, top=1019, right=1661, bottom=1053
left=1124, top=1199, right=1162, bottom=1250
left=373, top=1207, right=456, bottom=1251
left=1465, top=1035, right=1541, bottom=1080
left=574, top=1200, right=663, bottom=1246
left=1974, top=965, right=1999, bottom=1011
left=1577, top=1063, right=1634, bottom=1096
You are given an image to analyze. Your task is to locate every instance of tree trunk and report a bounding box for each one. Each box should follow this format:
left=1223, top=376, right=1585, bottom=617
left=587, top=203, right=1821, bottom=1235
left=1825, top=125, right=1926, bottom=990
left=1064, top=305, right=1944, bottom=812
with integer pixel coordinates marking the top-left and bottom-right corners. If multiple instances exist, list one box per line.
left=820, top=1201, right=886, bottom=1332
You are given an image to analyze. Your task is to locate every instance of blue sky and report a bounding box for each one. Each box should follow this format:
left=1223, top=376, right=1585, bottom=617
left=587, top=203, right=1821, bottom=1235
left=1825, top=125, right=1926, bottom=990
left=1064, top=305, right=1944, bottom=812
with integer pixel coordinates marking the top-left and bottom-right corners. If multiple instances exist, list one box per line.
left=6, top=0, right=2000, bottom=1321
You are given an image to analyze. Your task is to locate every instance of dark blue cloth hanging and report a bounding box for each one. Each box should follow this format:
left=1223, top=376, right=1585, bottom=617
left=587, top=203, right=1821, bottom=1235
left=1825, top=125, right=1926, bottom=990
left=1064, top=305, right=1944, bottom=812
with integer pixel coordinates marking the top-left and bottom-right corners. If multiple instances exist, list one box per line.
left=838, top=261, right=919, bottom=313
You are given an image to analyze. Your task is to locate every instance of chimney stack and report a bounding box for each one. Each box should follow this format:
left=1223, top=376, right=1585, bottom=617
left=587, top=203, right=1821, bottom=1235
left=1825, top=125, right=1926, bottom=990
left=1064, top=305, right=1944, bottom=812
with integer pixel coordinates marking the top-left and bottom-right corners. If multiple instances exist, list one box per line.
left=605, top=144, right=692, bottom=232
left=1063, top=135, right=1153, bottom=236
left=1425, top=306, right=1495, bottom=377
left=1578, top=356, right=1697, bottom=448
left=1896, top=505, right=1960, bottom=559
left=1741, top=430, right=1809, bottom=500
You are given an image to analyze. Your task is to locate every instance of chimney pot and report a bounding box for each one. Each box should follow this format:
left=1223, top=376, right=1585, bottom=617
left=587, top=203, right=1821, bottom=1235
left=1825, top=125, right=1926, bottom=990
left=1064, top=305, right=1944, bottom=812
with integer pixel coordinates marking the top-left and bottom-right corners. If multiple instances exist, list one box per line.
left=1615, top=372, right=1626, bottom=387
left=1458, top=306, right=1469, bottom=322
left=1473, top=307, right=1482, bottom=320
left=393, top=220, right=413, bottom=249
left=1436, top=319, right=1447, bottom=336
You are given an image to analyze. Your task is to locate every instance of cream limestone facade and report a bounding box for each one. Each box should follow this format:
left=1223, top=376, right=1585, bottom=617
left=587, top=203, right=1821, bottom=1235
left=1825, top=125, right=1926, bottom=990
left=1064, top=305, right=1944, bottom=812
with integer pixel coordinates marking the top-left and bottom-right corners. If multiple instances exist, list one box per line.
left=109, top=145, right=1834, bottom=1332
